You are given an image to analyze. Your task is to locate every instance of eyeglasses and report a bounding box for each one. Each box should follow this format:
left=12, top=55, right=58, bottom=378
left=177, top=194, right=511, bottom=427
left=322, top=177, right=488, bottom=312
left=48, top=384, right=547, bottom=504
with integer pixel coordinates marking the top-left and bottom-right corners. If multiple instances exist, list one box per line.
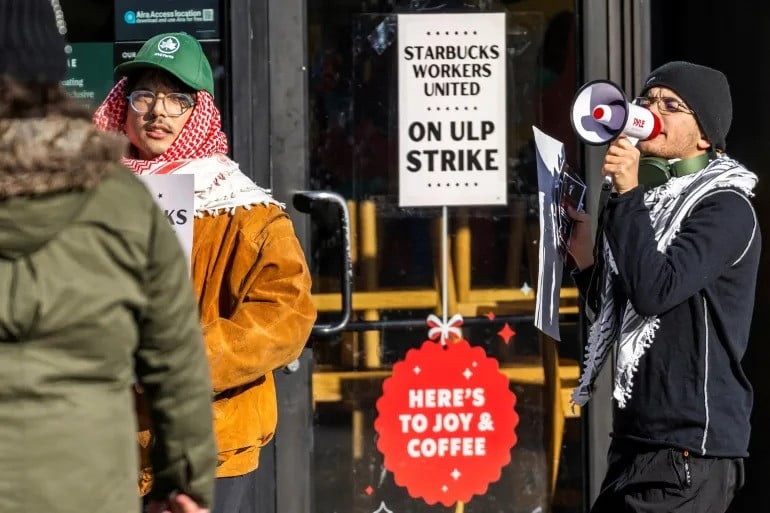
left=126, top=90, right=196, bottom=117
left=634, top=96, right=694, bottom=115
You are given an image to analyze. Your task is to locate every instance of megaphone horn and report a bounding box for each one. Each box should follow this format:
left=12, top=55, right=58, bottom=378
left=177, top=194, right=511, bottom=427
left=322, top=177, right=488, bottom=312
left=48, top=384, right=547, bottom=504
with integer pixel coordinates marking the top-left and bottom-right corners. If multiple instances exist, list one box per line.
left=570, top=79, right=661, bottom=146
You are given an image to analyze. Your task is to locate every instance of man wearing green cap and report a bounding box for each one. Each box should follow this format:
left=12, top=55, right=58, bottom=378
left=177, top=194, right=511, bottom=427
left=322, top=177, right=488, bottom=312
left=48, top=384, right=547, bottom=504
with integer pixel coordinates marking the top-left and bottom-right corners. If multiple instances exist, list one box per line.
left=94, top=32, right=317, bottom=513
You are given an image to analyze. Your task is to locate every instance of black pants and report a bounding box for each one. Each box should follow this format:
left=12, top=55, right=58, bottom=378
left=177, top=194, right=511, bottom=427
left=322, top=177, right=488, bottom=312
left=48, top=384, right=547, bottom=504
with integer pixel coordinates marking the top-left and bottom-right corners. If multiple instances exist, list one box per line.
left=213, top=469, right=258, bottom=513
left=591, top=439, right=745, bottom=513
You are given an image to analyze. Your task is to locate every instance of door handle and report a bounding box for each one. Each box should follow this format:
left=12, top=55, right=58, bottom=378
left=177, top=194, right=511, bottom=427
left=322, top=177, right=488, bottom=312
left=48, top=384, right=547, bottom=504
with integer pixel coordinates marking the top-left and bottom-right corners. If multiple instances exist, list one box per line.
left=293, top=191, right=352, bottom=336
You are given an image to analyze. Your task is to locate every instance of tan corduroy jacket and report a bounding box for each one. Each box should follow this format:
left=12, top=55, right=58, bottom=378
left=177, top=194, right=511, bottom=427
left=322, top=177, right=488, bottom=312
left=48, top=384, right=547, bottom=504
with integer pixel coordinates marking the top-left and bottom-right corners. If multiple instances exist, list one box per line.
left=139, top=202, right=316, bottom=491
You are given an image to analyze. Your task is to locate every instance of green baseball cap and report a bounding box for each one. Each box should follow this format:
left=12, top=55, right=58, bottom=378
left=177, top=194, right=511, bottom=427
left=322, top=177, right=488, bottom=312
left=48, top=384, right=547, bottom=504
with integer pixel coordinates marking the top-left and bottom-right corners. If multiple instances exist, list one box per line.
left=114, top=32, right=215, bottom=96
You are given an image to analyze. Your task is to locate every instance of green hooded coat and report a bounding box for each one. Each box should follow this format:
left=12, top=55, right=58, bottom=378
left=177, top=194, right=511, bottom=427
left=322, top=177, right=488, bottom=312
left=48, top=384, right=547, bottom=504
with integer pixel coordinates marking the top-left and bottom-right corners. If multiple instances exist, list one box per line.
left=0, top=116, right=216, bottom=512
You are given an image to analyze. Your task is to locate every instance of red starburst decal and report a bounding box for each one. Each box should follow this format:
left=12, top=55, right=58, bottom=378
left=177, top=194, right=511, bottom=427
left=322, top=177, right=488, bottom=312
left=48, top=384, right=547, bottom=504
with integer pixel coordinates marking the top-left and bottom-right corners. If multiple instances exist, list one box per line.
left=497, top=323, right=516, bottom=345
left=375, top=339, right=518, bottom=506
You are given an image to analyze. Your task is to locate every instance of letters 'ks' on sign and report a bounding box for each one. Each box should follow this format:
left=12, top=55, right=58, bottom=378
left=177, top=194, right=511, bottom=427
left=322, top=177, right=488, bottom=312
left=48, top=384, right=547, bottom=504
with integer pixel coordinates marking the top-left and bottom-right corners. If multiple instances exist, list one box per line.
left=138, top=174, right=195, bottom=264
left=374, top=339, right=518, bottom=506
left=397, top=13, right=507, bottom=207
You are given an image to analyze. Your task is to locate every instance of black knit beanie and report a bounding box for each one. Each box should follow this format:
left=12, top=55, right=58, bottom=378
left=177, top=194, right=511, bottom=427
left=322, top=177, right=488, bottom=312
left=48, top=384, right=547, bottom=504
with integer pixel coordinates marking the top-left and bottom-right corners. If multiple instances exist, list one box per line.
left=0, top=0, right=68, bottom=83
left=641, top=61, right=732, bottom=151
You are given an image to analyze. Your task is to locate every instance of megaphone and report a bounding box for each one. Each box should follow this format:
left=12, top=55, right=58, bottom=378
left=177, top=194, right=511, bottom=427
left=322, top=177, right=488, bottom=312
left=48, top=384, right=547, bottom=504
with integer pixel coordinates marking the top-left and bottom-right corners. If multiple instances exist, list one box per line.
left=570, top=79, right=661, bottom=146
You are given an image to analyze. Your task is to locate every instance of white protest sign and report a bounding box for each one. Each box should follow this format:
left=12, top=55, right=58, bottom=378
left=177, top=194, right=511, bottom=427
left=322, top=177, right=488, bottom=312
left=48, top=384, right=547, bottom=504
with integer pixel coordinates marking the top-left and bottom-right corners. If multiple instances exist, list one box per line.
left=139, top=174, right=195, bottom=262
left=398, top=13, right=507, bottom=207
left=532, top=126, right=565, bottom=341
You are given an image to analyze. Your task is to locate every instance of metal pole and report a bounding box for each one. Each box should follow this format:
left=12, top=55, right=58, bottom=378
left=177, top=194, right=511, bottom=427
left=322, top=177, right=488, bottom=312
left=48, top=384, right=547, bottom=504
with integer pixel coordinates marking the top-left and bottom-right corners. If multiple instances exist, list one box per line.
left=442, top=205, right=449, bottom=338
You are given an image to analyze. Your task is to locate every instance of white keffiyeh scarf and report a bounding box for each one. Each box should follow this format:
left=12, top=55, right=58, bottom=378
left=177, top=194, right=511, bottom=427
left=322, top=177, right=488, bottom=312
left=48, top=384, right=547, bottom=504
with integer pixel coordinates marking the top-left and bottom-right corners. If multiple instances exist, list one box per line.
left=572, top=156, right=758, bottom=408
left=130, top=153, right=283, bottom=216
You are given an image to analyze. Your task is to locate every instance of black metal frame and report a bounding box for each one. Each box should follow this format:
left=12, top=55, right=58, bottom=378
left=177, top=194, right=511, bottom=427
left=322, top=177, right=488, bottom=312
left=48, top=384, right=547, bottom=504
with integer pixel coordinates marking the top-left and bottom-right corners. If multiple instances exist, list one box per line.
left=579, top=1, right=651, bottom=509
left=229, top=0, right=271, bottom=186
left=229, top=1, right=313, bottom=511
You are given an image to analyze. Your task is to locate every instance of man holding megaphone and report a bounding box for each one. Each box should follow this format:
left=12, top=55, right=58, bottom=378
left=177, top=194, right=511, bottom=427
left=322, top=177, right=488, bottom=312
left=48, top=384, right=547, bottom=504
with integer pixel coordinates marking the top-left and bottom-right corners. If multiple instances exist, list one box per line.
left=567, top=62, right=760, bottom=513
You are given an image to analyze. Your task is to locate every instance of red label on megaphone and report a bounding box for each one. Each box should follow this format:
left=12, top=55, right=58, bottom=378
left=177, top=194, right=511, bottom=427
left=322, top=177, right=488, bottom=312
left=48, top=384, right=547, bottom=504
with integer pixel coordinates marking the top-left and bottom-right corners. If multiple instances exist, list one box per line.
left=592, top=102, right=661, bottom=141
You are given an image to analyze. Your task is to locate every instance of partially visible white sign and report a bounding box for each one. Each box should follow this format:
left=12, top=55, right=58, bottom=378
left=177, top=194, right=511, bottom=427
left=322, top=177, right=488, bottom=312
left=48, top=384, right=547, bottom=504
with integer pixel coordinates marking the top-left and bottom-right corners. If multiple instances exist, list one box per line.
left=139, top=174, right=195, bottom=263
left=532, top=126, right=565, bottom=341
left=398, top=13, right=507, bottom=207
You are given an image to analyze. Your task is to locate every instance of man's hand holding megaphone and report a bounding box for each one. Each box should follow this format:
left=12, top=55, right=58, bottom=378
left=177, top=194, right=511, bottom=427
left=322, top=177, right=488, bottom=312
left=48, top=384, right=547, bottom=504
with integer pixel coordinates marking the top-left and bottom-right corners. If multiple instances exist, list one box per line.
left=570, top=79, right=661, bottom=192
left=563, top=79, right=658, bottom=271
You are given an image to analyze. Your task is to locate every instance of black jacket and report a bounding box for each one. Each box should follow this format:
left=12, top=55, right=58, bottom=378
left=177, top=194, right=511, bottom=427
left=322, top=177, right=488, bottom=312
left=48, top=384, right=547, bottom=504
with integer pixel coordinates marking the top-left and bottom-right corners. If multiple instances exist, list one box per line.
left=576, top=184, right=760, bottom=457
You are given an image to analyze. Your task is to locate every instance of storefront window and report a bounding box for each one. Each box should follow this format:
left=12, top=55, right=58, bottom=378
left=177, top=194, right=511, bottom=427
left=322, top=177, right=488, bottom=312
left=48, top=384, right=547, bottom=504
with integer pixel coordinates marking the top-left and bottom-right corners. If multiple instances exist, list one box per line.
left=307, top=1, right=583, bottom=511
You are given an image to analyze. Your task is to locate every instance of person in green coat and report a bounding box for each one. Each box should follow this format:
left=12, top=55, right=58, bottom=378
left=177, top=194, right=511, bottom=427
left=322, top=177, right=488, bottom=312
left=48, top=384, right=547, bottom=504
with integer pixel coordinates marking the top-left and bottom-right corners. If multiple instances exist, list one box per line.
left=0, top=1, right=217, bottom=512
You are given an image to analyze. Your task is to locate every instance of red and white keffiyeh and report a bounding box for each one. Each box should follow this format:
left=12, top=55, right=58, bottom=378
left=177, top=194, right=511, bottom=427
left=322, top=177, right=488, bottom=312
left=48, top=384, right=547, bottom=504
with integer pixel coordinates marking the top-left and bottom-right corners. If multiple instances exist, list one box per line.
left=93, top=77, right=229, bottom=174
left=94, top=78, right=280, bottom=216
left=135, top=154, right=282, bottom=217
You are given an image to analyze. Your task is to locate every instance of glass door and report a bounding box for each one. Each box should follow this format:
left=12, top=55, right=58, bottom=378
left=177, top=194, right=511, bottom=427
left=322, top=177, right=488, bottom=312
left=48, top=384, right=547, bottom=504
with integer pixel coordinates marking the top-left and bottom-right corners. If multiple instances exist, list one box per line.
left=305, top=1, right=584, bottom=512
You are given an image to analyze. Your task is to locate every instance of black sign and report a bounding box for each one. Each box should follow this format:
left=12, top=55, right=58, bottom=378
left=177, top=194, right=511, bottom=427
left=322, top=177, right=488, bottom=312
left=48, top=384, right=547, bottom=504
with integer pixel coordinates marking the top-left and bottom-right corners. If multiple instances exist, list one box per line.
left=114, top=0, right=220, bottom=41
